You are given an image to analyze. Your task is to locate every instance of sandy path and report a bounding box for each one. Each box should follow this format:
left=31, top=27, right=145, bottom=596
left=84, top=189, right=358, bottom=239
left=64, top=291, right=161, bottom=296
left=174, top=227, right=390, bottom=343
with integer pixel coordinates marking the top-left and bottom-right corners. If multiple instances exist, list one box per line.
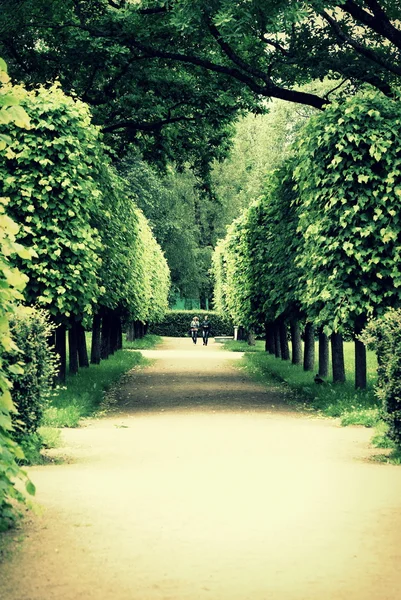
left=1, top=337, right=401, bottom=600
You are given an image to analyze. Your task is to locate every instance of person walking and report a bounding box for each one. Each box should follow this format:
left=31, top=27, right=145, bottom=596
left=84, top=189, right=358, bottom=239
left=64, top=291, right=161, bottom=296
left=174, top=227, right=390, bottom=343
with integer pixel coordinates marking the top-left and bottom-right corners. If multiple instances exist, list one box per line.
left=201, top=315, right=211, bottom=346
left=190, top=316, right=200, bottom=344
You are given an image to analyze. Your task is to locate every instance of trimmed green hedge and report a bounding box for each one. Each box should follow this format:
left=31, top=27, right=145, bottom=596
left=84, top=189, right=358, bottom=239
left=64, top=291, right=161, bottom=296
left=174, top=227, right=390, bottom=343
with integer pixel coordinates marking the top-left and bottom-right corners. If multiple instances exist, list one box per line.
left=7, top=307, right=58, bottom=441
left=150, top=310, right=233, bottom=337
left=363, top=309, right=401, bottom=447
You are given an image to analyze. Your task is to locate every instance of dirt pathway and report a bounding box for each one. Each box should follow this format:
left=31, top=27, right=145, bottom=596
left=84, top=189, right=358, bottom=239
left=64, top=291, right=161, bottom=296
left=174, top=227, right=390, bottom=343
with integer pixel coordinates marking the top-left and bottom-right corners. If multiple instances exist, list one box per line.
left=1, top=337, right=401, bottom=600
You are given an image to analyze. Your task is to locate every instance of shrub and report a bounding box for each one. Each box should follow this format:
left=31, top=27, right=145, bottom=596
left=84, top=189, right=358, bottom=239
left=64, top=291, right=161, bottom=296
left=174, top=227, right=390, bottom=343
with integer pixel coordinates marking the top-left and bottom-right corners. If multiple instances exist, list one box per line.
left=362, top=309, right=401, bottom=447
left=7, top=306, right=59, bottom=441
left=149, top=310, right=233, bottom=337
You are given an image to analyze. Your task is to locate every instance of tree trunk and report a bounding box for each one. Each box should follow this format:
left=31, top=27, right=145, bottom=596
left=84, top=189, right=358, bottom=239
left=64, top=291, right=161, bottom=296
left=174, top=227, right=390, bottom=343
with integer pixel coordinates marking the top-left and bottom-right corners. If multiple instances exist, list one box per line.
left=265, top=322, right=275, bottom=354
left=68, top=319, right=79, bottom=375
left=355, top=338, right=367, bottom=389
left=109, top=312, right=120, bottom=354
left=77, top=322, right=89, bottom=368
left=318, top=330, right=329, bottom=378
left=279, top=320, right=290, bottom=360
left=126, top=322, right=135, bottom=342
left=273, top=321, right=282, bottom=359
left=101, top=312, right=111, bottom=359
left=91, top=313, right=101, bottom=365
left=117, top=318, right=123, bottom=350
left=290, top=320, right=302, bottom=365
left=247, top=329, right=256, bottom=346
left=144, top=322, right=149, bottom=336
left=55, top=323, right=66, bottom=383
left=303, top=322, right=315, bottom=371
left=331, top=332, right=346, bottom=383
left=237, top=326, right=246, bottom=341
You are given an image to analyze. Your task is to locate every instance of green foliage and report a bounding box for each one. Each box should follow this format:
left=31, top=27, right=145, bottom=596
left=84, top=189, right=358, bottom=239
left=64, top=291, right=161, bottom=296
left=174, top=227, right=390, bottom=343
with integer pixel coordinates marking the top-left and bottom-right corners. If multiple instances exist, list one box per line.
left=119, top=153, right=219, bottom=302
left=211, top=87, right=332, bottom=222
left=150, top=310, right=233, bottom=337
left=362, top=309, right=401, bottom=447
left=212, top=159, right=301, bottom=329
left=6, top=306, right=58, bottom=441
left=43, top=349, right=146, bottom=428
left=246, top=161, right=302, bottom=323
left=294, top=92, right=401, bottom=333
left=0, top=60, right=35, bottom=530
left=0, top=0, right=241, bottom=171
left=0, top=84, right=103, bottom=323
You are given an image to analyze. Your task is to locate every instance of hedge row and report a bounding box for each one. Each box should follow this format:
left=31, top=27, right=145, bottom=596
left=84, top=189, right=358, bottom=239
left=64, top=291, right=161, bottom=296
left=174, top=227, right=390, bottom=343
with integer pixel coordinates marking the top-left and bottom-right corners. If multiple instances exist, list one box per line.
left=363, top=310, right=401, bottom=446
left=149, top=310, right=233, bottom=337
left=7, top=307, right=58, bottom=441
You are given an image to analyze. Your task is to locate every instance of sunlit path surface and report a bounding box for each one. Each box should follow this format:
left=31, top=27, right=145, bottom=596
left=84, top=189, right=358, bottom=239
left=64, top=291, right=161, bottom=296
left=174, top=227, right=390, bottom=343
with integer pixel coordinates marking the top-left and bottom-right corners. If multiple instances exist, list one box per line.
left=1, top=337, right=401, bottom=600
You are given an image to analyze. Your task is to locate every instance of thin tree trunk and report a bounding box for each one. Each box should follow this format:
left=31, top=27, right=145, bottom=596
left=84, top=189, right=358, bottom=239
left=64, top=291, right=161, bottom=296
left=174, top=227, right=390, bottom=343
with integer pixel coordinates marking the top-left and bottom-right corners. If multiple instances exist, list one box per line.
left=109, top=312, right=119, bottom=354
left=68, top=319, right=79, bottom=375
left=265, top=322, right=275, bottom=354
left=331, top=332, right=346, bottom=383
left=126, top=322, right=135, bottom=342
left=303, top=322, right=315, bottom=371
left=274, top=321, right=282, bottom=359
left=290, top=320, right=302, bottom=365
left=55, top=323, right=66, bottom=383
left=355, top=338, right=367, bottom=389
left=77, top=322, right=89, bottom=368
left=279, top=320, right=290, bottom=360
left=139, top=322, right=145, bottom=338
left=117, top=319, right=123, bottom=350
left=247, top=329, right=256, bottom=346
left=318, top=330, right=329, bottom=378
left=101, top=312, right=111, bottom=360
left=91, top=313, right=101, bottom=364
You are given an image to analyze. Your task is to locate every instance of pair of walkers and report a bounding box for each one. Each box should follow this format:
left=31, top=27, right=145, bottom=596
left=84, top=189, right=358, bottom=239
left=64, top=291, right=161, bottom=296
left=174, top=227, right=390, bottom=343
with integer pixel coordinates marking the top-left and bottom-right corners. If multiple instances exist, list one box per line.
left=190, top=315, right=211, bottom=346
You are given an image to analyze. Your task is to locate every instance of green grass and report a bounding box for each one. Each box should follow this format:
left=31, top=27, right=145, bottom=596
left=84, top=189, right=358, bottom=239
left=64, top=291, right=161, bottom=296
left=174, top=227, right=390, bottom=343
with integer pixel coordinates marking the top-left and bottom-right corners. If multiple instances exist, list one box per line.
left=223, top=339, right=265, bottom=352
left=226, top=340, right=380, bottom=425
left=43, top=349, right=147, bottom=428
left=123, top=334, right=162, bottom=350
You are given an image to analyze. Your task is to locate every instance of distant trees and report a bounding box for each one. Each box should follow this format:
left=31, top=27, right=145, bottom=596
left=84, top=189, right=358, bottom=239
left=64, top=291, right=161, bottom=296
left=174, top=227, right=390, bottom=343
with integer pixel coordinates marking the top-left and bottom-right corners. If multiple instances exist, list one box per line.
left=212, top=91, right=401, bottom=390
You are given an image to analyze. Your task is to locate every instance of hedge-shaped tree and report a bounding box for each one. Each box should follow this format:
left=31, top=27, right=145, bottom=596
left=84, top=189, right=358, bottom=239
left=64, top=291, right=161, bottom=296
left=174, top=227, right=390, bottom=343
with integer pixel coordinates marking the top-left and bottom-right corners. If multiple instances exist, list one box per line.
left=0, top=84, right=103, bottom=380
left=244, top=163, right=307, bottom=365
left=295, top=91, right=401, bottom=388
left=362, top=310, right=401, bottom=447
left=0, top=59, right=35, bottom=529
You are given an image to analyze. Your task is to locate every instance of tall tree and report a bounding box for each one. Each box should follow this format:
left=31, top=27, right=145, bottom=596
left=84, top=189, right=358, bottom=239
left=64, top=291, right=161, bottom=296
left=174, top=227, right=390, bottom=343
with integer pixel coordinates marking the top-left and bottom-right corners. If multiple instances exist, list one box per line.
left=295, top=91, right=401, bottom=388
left=3, top=0, right=401, bottom=172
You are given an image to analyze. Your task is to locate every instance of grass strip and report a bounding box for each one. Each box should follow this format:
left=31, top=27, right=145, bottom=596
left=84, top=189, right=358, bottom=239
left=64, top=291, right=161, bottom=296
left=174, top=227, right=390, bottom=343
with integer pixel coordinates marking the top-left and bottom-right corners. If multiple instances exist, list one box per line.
left=43, top=349, right=147, bottom=428
left=224, top=340, right=380, bottom=424
left=123, top=334, right=163, bottom=350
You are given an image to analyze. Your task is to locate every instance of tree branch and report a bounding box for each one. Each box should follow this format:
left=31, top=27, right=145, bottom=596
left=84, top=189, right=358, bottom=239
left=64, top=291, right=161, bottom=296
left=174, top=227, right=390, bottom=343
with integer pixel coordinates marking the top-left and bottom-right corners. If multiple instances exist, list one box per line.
left=102, top=114, right=198, bottom=134
left=207, top=20, right=270, bottom=84
left=323, top=78, right=350, bottom=100
left=340, top=0, right=401, bottom=51
left=261, top=35, right=289, bottom=56
left=126, top=40, right=328, bottom=109
left=321, top=9, right=401, bottom=78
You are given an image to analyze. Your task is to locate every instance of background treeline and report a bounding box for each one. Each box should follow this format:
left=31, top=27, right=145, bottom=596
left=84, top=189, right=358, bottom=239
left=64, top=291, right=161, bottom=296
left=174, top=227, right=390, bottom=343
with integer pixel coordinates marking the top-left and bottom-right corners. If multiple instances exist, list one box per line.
left=212, top=90, right=401, bottom=443
left=150, top=310, right=233, bottom=338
